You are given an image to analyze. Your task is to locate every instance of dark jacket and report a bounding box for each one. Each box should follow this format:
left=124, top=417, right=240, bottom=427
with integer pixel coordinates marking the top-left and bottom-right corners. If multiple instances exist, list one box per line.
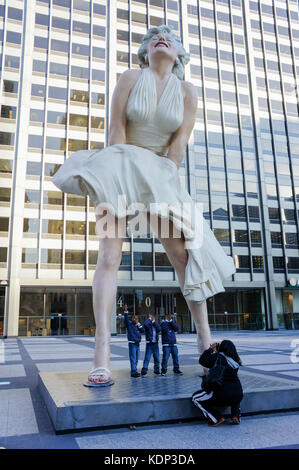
left=160, top=319, right=179, bottom=345
left=124, top=312, right=145, bottom=345
left=144, top=318, right=161, bottom=343
left=199, top=347, right=243, bottom=401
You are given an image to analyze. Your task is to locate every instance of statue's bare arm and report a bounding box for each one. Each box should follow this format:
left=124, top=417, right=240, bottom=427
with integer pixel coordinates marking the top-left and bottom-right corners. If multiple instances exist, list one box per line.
left=108, top=69, right=141, bottom=146
left=166, top=81, right=198, bottom=169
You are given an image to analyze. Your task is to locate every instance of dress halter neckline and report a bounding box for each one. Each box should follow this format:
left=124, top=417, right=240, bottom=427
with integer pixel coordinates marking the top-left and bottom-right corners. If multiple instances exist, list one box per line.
left=146, top=68, right=175, bottom=107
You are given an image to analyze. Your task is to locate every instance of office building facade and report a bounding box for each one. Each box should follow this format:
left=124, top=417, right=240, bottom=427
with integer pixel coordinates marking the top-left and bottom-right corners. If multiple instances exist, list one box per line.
left=0, top=0, right=298, bottom=337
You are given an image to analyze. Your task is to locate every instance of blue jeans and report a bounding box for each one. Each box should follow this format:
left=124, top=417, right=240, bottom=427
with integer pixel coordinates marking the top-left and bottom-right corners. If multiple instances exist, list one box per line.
left=141, top=343, right=160, bottom=374
left=161, top=345, right=180, bottom=373
left=128, top=343, right=140, bottom=375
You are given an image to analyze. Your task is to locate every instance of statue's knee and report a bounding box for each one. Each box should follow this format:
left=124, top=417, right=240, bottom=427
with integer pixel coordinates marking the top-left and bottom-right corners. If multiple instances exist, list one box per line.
left=97, top=251, right=122, bottom=271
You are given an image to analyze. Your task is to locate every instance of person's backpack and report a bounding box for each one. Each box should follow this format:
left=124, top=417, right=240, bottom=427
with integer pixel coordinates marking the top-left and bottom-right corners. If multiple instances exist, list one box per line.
left=202, top=354, right=226, bottom=393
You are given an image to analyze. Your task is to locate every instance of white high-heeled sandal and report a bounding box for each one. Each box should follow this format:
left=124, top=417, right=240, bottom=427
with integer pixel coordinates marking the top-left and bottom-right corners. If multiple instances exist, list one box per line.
left=83, top=366, right=114, bottom=387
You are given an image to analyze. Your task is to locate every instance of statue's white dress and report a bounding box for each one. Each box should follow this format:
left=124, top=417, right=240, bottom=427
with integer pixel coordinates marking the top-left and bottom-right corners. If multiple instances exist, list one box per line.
left=53, top=67, right=236, bottom=302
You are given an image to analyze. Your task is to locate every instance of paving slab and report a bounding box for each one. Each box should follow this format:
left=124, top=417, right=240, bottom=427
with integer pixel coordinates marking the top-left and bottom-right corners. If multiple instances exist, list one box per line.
left=38, top=366, right=299, bottom=433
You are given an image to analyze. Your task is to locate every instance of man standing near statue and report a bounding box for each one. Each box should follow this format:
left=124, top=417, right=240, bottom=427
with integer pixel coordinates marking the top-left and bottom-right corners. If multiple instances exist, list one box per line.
left=123, top=304, right=145, bottom=378
left=160, top=314, right=183, bottom=376
left=141, top=314, right=161, bottom=376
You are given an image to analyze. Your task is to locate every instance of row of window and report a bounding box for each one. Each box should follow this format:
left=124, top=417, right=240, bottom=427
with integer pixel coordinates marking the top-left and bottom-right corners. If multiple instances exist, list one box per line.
left=37, top=0, right=106, bottom=14
left=1, top=157, right=297, bottom=192
left=17, top=246, right=299, bottom=272
left=29, top=111, right=105, bottom=128
left=27, top=135, right=103, bottom=152
left=249, top=1, right=298, bottom=20
left=0, top=217, right=287, bottom=248
left=20, top=248, right=172, bottom=268
left=35, top=14, right=105, bottom=33
left=31, top=85, right=104, bottom=104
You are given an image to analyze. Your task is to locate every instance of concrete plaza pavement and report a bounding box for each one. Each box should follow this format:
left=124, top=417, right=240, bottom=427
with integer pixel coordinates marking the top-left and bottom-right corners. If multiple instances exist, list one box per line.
left=0, top=330, right=299, bottom=449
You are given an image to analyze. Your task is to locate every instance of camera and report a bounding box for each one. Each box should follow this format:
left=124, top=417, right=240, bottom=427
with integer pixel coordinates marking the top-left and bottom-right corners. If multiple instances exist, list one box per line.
left=215, top=343, right=220, bottom=352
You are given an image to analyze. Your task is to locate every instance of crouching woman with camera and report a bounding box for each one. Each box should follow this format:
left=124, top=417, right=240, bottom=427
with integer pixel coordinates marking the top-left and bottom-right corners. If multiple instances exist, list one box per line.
left=192, top=340, right=244, bottom=427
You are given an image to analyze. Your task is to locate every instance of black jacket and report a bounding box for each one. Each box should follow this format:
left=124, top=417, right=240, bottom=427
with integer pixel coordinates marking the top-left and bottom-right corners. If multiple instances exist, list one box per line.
left=160, top=320, right=179, bottom=345
left=144, top=318, right=161, bottom=343
left=199, top=347, right=243, bottom=401
left=124, top=312, right=145, bottom=345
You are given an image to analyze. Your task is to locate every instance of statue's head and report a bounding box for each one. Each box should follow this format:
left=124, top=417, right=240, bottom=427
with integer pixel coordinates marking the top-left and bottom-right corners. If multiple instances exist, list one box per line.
left=137, top=24, right=190, bottom=80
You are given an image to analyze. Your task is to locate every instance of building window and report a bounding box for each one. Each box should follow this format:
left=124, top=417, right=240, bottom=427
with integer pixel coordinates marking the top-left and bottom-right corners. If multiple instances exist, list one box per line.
left=72, top=20, right=90, bottom=34
left=271, top=231, right=282, bottom=245
left=43, top=191, right=63, bottom=206
left=155, top=253, right=172, bottom=270
left=3, top=80, right=18, bottom=94
left=93, top=25, right=106, bottom=37
left=22, top=248, right=38, bottom=264
left=250, top=231, right=262, bottom=245
left=213, top=228, right=230, bottom=245
left=0, top=188, right=11, bottom=202
left=70, top=89, right=89, bottom=103
left=30, top=109, right=45, bottom=122
left=69, top=114, right=88, bottom=127
left=28, top=135, right=43, bottom=149
left=47, top=111, right=67, bottom=125
left=93, top=47, right=105, bottom=59
left=25, top=190, right=40, bottom=205
left=0, top=217, right=9, bottom=232
left=248, top=206, right=260, bottom=220
left=33, top=59, right=47, bottom=73
left=6, top=31, right=22, bottom=45
left=91, top=92, right=105, bottom=105
left=41, top=249, right=62, bottom=264
left=42, top=220, right=63, bottom=234
left=52, top=16, right=69, bottom=30
left=72, top=43, right=90, bottom=56
left=0, top=248, right=7, bottom=263
left=234, top=255, right=250, bottom=271
left=92, top=69, right=105, bottom=82
left=0, top=132, right=15, bottom=146
left=67, top=195, right=85, bottom=207
left=8, top=6, right=23, bottom=21
left=50, top=62, right=68, bottom=76
left=134, top=252, right=153, bottom=270
left=26, top=161, right=41, bottom=176
left=48, top=86, right=68, bottom=100
left=233, top=230, right=248, bottom=244
left=66, top=221, right=86, bottom=235
left=120, top=251, right=131, bottom=270
left=36, top=13, right=49, bottom=26
left=51, top=39, right=69, bottom=53
left=23, top=218, right=39, bottom=234
left=65, top=250, right=85, bottom=265
left=5, top=55, right=20, bottom=69
left=46, top=136, right=66, bottom=151
left=0, top=159, right=13, bottom=174
left=32, top=84, right=46, bottom=97
left=1, top=105, right=16, bottom=119
left=71, top=65, right=89, bottom=79
left=252, top=256, right=264, bottom=270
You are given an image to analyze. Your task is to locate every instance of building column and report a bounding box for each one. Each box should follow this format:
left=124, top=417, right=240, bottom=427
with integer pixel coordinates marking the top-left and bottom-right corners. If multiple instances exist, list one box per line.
left=5, top=0, right=36, bottom=337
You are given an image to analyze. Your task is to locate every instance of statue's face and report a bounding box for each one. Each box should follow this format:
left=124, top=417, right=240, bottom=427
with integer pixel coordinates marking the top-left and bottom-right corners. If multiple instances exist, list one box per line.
left=147, top=31, right=178, bottom=65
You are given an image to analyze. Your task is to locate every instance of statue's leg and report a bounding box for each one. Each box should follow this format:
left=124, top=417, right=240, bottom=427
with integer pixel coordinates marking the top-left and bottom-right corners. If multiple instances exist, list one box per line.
left=87, top=213, right=126, bottom=385
left=147, top=213, right=212, bottom=373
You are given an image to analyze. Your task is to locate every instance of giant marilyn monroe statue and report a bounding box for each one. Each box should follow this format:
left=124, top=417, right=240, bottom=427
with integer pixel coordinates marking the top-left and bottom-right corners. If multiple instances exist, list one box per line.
left=53, top=25, right=236, bottom=387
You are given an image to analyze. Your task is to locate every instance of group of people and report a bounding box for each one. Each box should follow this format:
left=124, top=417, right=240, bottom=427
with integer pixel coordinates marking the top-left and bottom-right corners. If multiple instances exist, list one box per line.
left=124, top=305, right=244, bottom=427
left=123, top=304, right=183, bottom=378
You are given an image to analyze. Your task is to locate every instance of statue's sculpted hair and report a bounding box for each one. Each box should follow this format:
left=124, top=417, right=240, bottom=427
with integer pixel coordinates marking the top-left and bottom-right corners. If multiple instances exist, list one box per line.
left=137, top=24, right=190, bottom=80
